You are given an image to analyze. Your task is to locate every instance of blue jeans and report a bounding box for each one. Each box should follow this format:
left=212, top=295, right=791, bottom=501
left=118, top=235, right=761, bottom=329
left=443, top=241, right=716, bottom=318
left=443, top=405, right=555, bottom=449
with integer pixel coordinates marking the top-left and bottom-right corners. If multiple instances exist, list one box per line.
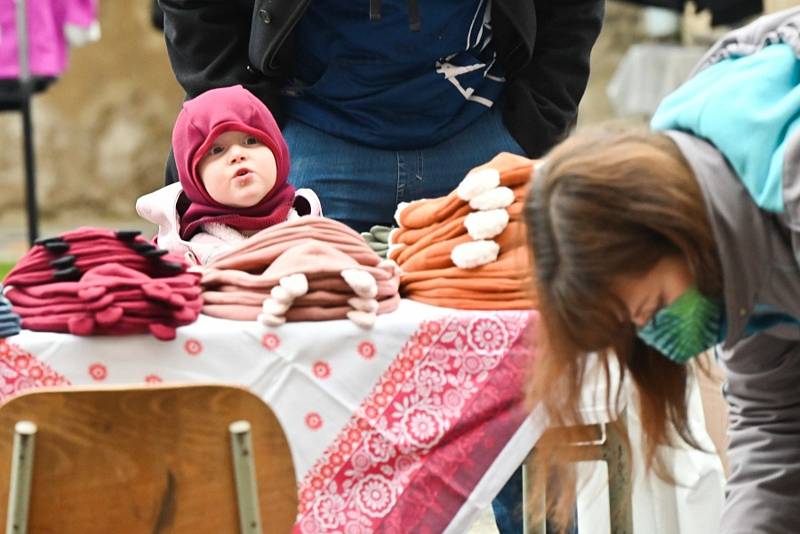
left=283, top=107, right=525, bottom=232
left=492, top=468, right=579, bottom=534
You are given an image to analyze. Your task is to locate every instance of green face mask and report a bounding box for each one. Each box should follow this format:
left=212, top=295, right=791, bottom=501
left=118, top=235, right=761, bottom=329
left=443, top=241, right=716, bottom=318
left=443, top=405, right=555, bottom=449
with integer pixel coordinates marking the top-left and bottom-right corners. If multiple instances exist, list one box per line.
left=636, top=287, right=724, bottom=364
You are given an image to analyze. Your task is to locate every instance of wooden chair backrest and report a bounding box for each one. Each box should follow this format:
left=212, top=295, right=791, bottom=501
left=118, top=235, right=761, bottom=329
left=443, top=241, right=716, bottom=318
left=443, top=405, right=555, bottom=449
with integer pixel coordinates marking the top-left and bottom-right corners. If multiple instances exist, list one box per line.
left=0, top=384, right=297, bottom=533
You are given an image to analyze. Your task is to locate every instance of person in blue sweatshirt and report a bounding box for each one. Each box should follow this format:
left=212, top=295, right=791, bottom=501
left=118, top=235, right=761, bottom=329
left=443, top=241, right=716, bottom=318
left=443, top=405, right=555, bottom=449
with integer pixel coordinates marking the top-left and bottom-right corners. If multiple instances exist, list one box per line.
left=158, top=2, right=603, bottom=532
left=157, top=0, right=604, bottom=235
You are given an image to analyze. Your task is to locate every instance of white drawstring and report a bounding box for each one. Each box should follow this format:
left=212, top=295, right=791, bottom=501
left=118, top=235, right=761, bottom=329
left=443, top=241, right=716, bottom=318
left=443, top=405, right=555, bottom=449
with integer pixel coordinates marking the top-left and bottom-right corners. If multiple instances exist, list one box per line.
left=369, top=0, right=381, bottom=21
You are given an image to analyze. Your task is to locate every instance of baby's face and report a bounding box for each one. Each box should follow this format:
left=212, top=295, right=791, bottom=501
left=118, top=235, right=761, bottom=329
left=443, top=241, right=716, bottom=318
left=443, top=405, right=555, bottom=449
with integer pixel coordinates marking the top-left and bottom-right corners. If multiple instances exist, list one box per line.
left=197, top=130, right=277, bottom=208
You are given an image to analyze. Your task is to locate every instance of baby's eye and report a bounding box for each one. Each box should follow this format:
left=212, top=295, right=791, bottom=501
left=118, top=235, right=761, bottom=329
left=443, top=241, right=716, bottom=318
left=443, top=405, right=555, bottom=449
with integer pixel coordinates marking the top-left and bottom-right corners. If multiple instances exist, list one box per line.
left=244, top=136, right=260, bottom=145
left=208, top=145, right=224, bottom=156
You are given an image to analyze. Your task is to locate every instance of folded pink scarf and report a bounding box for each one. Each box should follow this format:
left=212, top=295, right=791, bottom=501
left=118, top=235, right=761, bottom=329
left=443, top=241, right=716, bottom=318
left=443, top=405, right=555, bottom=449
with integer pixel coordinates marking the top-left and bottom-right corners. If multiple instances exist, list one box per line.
left=199, top=218, right=401, bottom=324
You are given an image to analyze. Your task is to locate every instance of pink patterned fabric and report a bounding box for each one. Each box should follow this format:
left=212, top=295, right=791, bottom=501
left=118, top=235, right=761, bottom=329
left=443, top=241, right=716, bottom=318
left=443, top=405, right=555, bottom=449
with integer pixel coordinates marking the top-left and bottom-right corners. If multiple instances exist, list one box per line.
left=0, top=340, right=70, bottom=402
left=0, top=0, right=97, bottom=79
left=294, top=311, right=536, bottom=533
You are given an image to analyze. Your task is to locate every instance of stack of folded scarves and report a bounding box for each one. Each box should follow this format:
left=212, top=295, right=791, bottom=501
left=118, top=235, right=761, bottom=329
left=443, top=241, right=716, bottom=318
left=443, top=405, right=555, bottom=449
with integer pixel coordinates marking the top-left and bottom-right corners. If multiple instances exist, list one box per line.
left=0, top=284, right=21, bottom=338
left=200, top=217, right=400, bottom=328
left=360, top=225, right=392, bottom=258
left=2, top=227, right=202, bottom=340
left=388, top=152, right=537, bottom=310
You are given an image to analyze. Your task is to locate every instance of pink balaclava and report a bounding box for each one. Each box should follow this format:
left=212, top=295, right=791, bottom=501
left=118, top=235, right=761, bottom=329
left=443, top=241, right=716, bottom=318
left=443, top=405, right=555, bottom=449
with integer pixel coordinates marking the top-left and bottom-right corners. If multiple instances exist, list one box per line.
left=172, top=85, right=295, bottom=240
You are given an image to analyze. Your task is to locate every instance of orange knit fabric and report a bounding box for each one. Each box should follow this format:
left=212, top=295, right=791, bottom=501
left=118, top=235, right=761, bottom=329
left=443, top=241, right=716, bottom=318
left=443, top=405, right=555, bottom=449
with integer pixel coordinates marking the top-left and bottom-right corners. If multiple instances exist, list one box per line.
left=390, top=181, right=529, bottom=249
left=395, top=152, right=534, bottom=230
left=398, top=221, right=526, bottom=273
left=393, top=153, right=538, bottom=310
left=406, top=295, right=535, bottom=310
left=399, top=247, right=532, bottom=283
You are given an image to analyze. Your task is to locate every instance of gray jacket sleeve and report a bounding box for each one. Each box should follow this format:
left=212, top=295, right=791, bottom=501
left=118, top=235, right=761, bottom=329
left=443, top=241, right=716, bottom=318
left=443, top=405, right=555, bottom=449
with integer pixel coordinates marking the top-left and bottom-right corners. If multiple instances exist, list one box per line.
left=719, top=334, right=800, bottom=534
left=690, top=6, right=800, bottom=77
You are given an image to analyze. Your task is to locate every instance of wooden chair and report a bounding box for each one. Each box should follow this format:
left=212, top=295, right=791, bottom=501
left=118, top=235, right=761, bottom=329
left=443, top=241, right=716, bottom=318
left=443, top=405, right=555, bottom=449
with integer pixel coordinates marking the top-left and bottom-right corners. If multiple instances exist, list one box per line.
left=523, top=411, right=633, bottom=534
left=0, top=384, right=297, bottom=534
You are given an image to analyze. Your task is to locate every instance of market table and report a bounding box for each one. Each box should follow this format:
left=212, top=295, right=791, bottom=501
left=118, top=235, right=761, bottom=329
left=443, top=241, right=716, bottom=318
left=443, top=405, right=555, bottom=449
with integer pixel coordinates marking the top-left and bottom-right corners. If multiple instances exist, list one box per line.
left=0, top=299, right=724, bottom=533
left=1, top=299, right=541, bottom=532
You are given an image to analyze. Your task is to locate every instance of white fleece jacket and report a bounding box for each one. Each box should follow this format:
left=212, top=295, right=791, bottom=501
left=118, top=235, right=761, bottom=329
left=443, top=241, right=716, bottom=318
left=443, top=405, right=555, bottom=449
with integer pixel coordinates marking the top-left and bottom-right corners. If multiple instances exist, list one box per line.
left=136, top=183, right=321, bottom=265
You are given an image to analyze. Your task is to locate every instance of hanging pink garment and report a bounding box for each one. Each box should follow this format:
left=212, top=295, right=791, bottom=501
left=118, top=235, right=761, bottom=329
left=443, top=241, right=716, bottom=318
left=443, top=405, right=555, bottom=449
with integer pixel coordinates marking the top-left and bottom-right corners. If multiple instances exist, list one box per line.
left=0, top=0, right=99, bottom=79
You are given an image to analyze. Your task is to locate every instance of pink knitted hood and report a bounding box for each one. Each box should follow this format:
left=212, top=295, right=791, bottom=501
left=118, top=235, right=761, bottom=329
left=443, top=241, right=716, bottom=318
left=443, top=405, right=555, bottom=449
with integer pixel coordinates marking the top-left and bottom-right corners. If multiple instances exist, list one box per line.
left=172, top=85, right=295, bottom=239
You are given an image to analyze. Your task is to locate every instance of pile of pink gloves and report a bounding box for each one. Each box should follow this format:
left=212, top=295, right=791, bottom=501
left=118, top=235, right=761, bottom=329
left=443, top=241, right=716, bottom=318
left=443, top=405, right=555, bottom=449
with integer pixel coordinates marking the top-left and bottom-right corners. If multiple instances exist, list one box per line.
left=200, top=217, right=401, bottom=329
left=3, top=227, right=202, bottom=340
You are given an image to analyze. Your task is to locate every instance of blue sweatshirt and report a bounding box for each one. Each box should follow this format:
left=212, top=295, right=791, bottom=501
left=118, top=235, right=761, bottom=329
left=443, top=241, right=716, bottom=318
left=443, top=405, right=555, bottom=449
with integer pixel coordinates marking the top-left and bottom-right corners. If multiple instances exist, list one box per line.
left=284, top=0, right=505, bottom=149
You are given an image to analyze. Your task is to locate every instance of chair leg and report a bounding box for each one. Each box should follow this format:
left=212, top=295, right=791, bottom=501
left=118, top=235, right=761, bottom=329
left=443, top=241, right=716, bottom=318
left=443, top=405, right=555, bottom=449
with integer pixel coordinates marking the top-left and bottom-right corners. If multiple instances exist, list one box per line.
left=602, top=413, right=633, bottom=534
left=522, top=458, right=547, bottom=534
left=523, top=411, right=633, bottom=534
left=6, top=421, right=37, bottom=534
left=229, top=420, right=263, bottom=534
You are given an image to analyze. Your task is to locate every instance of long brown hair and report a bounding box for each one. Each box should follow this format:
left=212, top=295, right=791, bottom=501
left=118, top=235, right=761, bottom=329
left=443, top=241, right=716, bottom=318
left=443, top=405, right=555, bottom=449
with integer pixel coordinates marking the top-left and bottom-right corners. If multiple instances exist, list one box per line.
left=524, top=126, right=722, bottom=529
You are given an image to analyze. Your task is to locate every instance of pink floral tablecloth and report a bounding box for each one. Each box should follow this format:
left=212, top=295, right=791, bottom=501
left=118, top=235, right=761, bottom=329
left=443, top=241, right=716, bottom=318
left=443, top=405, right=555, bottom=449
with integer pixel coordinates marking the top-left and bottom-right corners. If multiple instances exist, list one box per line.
left=0, top=299, right=544, bottom=533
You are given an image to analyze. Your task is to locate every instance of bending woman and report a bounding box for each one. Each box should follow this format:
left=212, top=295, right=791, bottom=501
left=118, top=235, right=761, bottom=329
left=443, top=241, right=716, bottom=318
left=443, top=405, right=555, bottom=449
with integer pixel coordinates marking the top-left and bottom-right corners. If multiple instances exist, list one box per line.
left=526, top=8, right=800, bottom=533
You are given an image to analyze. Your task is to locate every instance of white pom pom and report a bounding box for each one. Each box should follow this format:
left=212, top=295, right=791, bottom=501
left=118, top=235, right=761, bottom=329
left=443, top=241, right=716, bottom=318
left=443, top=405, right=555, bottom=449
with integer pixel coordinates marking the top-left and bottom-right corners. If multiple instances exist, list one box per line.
left=258, top=312, right=286, bottom=326
left=280, top=273, right=308, bottom=298
left=377, top=258, right=401, bottom=275
left=341, top=269, right=378, bottom=299
left=469, top=186, right=515, bottom=211
left=347, top=310, right=377, bottom=329
left=262, top=298, right=290, bottom=316
left=451, top=240, right=500, bottom=269
left=348, top=297, right=380, bottom=313
left=464, top=209, right=509, bottom=240
left=270, top=285, right=292, bottom=304
left=394, top=202, right=411, bottom=226
left=456, top=168, right=500, bottom=201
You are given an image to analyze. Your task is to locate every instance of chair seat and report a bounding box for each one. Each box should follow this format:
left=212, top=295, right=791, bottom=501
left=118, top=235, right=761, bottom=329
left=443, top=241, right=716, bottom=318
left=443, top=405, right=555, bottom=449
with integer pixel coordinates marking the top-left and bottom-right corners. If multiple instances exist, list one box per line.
left=0, top=384, right=297, bottom=534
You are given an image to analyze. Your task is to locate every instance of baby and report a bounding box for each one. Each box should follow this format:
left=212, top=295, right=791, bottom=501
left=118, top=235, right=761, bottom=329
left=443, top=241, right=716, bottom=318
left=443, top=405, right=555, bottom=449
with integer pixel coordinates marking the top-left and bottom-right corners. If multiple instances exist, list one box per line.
left=136, top=85, right=321, bottom=265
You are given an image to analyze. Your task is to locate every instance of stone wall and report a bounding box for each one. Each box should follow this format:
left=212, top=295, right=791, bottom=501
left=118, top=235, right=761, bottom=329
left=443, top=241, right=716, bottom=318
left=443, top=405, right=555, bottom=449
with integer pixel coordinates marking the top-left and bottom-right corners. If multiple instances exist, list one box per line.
left=766, top=0, right=800, bottom=12
left=579, top=2, right=643, bottom=127
left=0, top=1, right=183, bottom=222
